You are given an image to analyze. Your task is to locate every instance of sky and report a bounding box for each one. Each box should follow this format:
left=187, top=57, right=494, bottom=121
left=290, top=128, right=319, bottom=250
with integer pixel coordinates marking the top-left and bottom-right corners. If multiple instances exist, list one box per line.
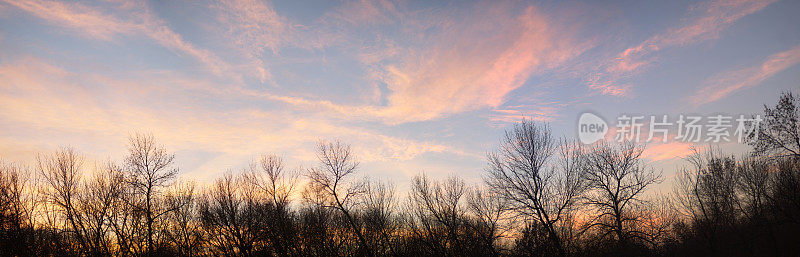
left=1, top=0, right=799, bottom=191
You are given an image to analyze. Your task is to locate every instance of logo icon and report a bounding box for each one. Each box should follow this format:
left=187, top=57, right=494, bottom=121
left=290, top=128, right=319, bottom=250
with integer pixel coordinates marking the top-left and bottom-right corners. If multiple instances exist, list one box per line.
left=578, top=112, right=608, bottom=144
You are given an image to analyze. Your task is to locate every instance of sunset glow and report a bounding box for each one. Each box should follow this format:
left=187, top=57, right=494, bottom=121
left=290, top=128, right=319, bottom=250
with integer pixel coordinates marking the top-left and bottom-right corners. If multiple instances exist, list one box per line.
left=1, top=0, right=798, bottom=186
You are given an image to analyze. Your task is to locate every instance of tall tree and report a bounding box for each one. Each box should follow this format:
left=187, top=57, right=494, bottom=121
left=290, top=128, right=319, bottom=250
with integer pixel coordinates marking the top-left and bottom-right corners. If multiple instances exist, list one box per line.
left=245, top=154, right=296, bottom=210
left=243, top=154, right=299, bottom=256
left=163, top=182, right=204, bottom=256
left=360, top=180, right=398, bottom=256
left=78, top=163, right=125, bottom=256
left=0, top=161, right=38, bottom=256
left=407, top=174, right=469, bottom=256
left=484, top=121, right=587, bottom=256
left=466, top=188, right=508, bottom=257
left=583, top=142, right=661, bottom=248
left=751, top=91, right=800, bottom=158
left=200, top=172, right=262, bottom=256
left=37, top=148, right=91, bottom=255
left=124, top=133, right=179, bottom=255
left=305, top=140, right=370, bottom=255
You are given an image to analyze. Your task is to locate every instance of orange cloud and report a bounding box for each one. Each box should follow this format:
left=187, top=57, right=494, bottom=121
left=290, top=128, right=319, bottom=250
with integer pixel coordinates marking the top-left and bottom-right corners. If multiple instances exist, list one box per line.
left=0, top=58, right=468, bottom=182
left=690, top=44, right=800, bottom=106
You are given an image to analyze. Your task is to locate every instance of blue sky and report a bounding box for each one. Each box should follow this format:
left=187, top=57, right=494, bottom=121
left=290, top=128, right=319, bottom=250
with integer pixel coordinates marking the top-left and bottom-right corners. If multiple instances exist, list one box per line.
left=1, top=0, right=798, bottom=190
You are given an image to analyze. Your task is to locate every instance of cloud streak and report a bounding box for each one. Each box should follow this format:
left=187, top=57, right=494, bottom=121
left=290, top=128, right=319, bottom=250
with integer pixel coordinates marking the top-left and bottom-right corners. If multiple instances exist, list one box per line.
left=691, top=44, right=800, bottom=106
left=1, top=0, right=230, bottom=75
left=201, top=2, right=587, bottom=125
left=0, top=58, right=467, bottom=181
left=589, top=0, right=777, bottom=96
left=369, top=4, right=585, bottom=124
left=2, top=0, right=795, bottom=185
left=215, top=0, right=295, bottom=82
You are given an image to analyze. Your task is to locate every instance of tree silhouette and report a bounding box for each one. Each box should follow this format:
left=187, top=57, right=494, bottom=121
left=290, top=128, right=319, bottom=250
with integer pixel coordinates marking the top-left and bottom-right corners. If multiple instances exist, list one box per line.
left=305, top=140, right=370, bottom=255
left=124, top=133, right=179, bottom=255
left=2, top=91, right=800, bottom=256
left=484, top=121, right=586, bottom=256
left=582, top=142, right=661, bottom=251
left=751, top=91, right=800, bottom=158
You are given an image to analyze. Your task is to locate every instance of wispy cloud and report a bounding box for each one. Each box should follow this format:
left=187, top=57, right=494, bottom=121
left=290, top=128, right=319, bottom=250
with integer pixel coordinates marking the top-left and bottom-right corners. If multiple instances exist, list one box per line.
left=488, top=104, right=562, bottom=124
left=215, top=0, right=295, bottom=83
left=2, top=0, right=793, bottom=184
left=325, top=0, right=400, bottom=26
left=602, top=122, right=701, bottom=162
left=690, top=44, right=800, bottom=106
left=1, top=0, right=134, bottom=40
left=642, top=141, right=699, bottom=161
left=589, top=0, right=777, bottom=96
left=199, top=1, right=587, bottom=125
left=368, top=4, right=586, bottom=124
left=1, top=0, right=230, bottom=75
left=0, top=58, right=467, bottom=180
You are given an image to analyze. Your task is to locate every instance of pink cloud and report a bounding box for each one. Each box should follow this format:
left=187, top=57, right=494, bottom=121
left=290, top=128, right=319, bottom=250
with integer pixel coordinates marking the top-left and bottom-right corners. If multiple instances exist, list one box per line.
left=589, top=0, right=777, bottom=96
left=371, top=4, right=586, bottom=124
left=599, top=124, right=699, bottom=161
left=1, top=1, right=576, bottom=126
left=587, top=76, right=630, bottom=96
left=658, top=0, right=777, bottom=46
left=690, top=44, right=800, bottom=106
left=216, top=3, right=587, bottom=125
left=1, top=0, right=135, bottom=40
left=1, top=0, right=230, bottom=76
left=642, top=141, right=699, bottom=161
left=488, top=104, right=562, bottom=124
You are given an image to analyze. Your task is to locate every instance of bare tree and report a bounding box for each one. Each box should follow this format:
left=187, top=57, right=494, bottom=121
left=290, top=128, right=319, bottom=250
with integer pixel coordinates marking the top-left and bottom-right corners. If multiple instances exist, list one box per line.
left=675, top=149, right=739, bottom=237
left=466, top=188, right=509, bottom=256
left=407, top=174, right=471, bottom=256
left=360, top=179, right=399, bottom=256
left=628, top=196, right=677, bottom=247
left=305, top=140, right=370, bottom=255
left=750, top=91, right=800, bottom=158
left=582, top=142, right=661, bottom=247
left=108, top=177, right=146, bottom=256
left=245, top=154, right=296, bottom=209
left=770, top=156, right=800, bottom=223
left=672, top=147, right=796, bottom=255
left=124, top=133, right=179, bottom=255
left=37, top=148, right=92, bottom=255
left=77, top=162, right=125, bottom=255
left=200, top=172, right=262, bottom=256
left=243, top=154, right=299, bottom=256
left=0, top=161, right=39, bottom=256
left=484, top=121, right=587, bottom=256
left=735, top=155, right=771, bottom=220
left=296, top=203, right=339, bottom=256
left=163, top=181, right=204, bottom=256
left=38, top=149, right=126, bottom=256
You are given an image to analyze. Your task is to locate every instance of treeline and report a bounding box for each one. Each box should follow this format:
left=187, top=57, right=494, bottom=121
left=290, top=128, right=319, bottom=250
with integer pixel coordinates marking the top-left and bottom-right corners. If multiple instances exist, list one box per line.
left=1, top=92, right=798, bottom=257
